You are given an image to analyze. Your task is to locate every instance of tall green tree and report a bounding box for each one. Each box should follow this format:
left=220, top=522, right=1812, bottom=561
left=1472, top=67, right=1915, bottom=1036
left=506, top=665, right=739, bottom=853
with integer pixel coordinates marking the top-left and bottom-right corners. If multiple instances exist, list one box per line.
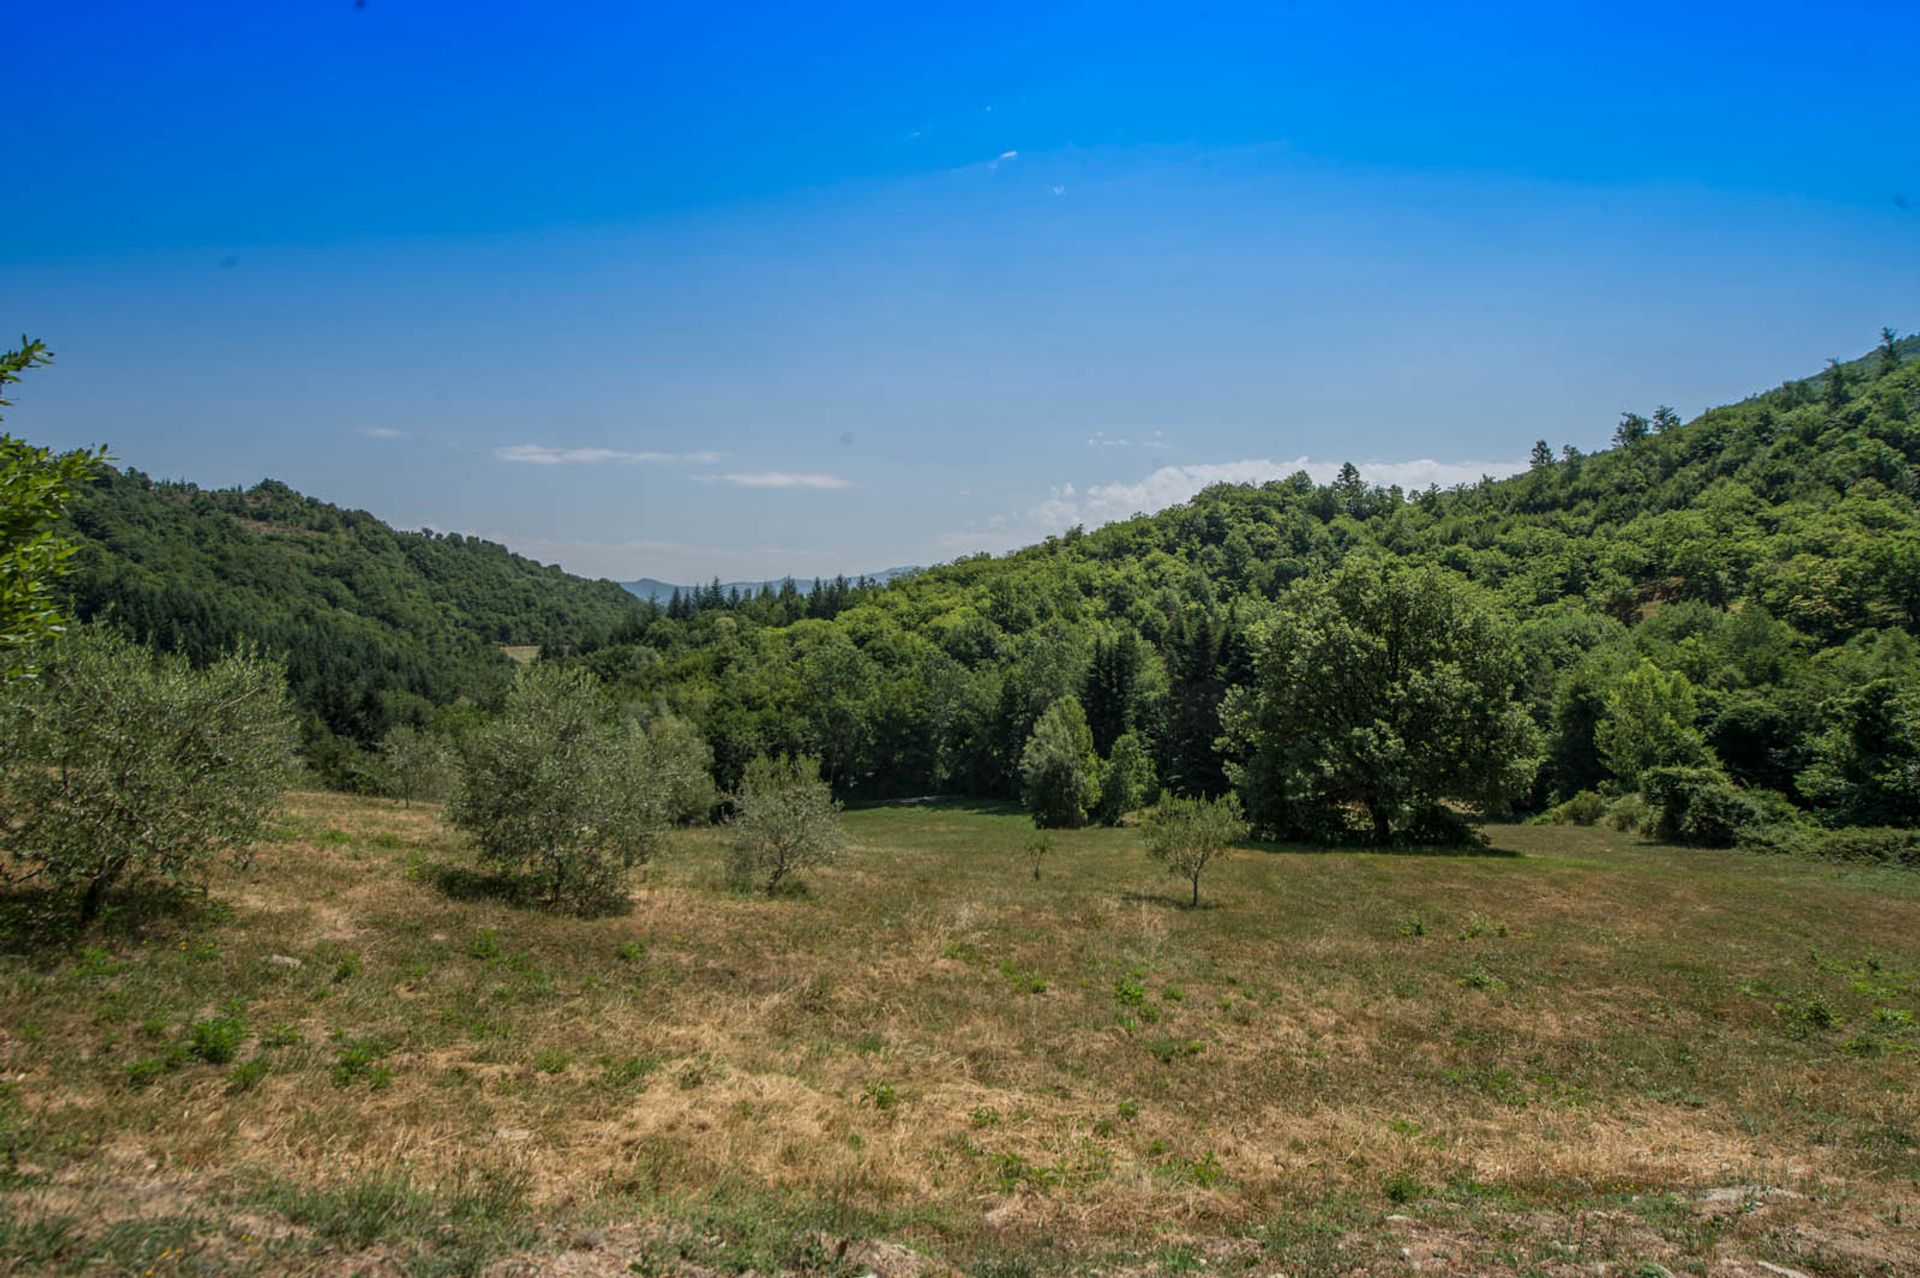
left=1019, top=695, right=1102, bottom=829
left=1798, top=674, right=1920, bottom=827
left=1226, top=560, right=1540, bottom=842
left=1594, top=660, right=1711, bottom=789
left=1095, top=730, right=1158, bottom=825
left=0, top=338, right=106, bottom=678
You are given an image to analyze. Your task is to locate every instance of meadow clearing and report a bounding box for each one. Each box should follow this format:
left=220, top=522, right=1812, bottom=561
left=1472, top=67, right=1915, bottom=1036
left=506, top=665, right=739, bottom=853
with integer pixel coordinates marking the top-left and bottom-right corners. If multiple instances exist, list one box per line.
left=1, top=795, right=1916, bottom=1276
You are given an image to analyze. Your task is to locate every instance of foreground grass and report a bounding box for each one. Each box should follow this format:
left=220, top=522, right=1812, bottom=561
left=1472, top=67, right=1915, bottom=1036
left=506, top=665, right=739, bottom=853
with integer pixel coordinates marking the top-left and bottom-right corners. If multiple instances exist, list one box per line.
left=2, top=795, right=1917, bottom=1275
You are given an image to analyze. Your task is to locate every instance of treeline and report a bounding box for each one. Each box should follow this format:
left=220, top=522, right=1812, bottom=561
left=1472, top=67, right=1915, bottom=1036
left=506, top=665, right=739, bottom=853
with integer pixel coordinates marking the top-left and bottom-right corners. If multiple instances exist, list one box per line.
left=545, top=330, right=1920, bottom=849
left=58, top=467, right=646, bottom=779
left=33, top=330, right=1920, bottom=857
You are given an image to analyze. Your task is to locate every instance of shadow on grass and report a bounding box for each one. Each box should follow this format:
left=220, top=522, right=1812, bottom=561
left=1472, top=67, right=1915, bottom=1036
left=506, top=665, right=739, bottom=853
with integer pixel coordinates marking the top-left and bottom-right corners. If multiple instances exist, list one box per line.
left=0, top=882, right=219, bottom=956
left=421, top=861, right=634, bottom=918
left=844, top=795, right=1027, bottom=818
left=1246, top=838, right=1522, bottom=860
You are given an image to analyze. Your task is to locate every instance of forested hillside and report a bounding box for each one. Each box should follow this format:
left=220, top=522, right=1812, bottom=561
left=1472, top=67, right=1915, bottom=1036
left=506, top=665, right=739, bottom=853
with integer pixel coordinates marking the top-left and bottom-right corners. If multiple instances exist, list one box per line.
left=561, top=332, right=1920, bottom=839
left=59, top=468, right=643, bottom=777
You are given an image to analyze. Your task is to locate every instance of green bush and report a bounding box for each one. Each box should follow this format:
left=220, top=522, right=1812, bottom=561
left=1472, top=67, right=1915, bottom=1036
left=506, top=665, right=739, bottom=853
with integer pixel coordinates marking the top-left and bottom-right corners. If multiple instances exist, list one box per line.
left=1536, top=789, right=1606, bottom=826
left=1742, top=824, right=1920, bottom=867
left=187, top=1017, right=246, bottom=1065
left=1602, top=791, right=1650, bottom=834
left=726, top=753, right=845, bottom=892
left=448, top=665, right=669, bottom=912
left=1641, top=767, right=1791, bottom=847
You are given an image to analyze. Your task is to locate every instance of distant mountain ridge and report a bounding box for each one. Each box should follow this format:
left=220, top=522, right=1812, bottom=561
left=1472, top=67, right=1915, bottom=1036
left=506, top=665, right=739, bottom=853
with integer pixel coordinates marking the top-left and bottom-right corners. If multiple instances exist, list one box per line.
left=621, top=567, right=920, bottom=603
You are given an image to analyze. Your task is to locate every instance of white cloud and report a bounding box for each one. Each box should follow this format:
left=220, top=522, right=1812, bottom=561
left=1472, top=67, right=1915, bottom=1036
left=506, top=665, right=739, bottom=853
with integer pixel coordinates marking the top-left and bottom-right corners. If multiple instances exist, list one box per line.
left=941, top=455, right=1524, bottom=556
left=704, top=471, right=851, bottom=490
left=494, top=444, right=723, bottom=466
left=1049, top=184, right=1066, bottom=197
left=998, top=149, right=1018, bottom=160
left=362, top=427, right=404, bottom=439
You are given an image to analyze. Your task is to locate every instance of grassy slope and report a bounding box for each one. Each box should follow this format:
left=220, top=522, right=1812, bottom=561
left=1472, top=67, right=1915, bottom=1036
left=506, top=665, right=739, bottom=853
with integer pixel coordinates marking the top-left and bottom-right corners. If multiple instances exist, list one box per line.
left=2, top=800, right=1918, bottom=1275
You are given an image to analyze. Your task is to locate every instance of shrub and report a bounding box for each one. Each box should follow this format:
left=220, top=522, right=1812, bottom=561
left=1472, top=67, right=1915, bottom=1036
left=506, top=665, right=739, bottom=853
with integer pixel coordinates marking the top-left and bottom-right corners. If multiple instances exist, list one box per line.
left=1141, top=793, right=1249, bottom=907
left=187, top=1016, right=246, bottom=1065
left=1641, top=766, right=1789, bottom=847
left=1403, top=804, right=1488, bottom=848
left=1602, top=791, right=1650, bottom=834
left=0, top=625, right=298, bottom=924
left=447, top=665, right=668, bottom=912
left=1741, top=824, right=1920, bottom=868
left=1536, top=789, right=1606, bottom=826
left=726, top=753, right=845, bottom=892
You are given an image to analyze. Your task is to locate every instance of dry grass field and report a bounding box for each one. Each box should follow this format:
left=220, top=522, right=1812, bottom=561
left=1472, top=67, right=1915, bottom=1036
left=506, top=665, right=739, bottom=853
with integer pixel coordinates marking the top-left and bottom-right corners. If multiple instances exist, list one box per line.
left=2, top=794, right=1917, bottom=1276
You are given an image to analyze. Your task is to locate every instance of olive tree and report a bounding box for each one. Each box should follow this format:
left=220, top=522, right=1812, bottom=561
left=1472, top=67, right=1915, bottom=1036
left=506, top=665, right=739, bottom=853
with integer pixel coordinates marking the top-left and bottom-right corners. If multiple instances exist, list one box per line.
left=1141, top=793, right=1248, bottom=908
left=0, top=625, right=298, bottom=925
left=448, top=665, right=668, bottom=912
left=377, top=724, right=457, bottom=807
left=727, top=753, right=845, bottom=892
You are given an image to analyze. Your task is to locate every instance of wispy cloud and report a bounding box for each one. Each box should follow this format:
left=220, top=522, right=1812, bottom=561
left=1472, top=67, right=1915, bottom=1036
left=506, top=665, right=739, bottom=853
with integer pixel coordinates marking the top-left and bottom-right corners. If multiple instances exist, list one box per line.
left=1086, top=430, right=1166, bottom=450
left=495, top=444, right=723, bottom=466
left=941, top=455, right=1523, bottom=556
left=703, top=471, right=851, bottom=490
left=362, top=427, right=404, bottom=439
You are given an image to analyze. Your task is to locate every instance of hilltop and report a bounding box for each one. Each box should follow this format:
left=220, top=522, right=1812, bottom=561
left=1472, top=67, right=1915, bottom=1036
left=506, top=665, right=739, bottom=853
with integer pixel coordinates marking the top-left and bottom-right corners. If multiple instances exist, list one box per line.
left=45, top=331, right=1920, bottom=823
left=59, top=469, right=644, bottom=780
left=563, top=330, right=1920, bottom=831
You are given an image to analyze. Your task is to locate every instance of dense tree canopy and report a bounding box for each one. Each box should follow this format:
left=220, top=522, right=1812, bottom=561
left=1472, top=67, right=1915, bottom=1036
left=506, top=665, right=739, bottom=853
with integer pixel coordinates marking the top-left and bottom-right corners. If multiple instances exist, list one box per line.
left=57, top=465, right=645, bottom=780
left=1223, top=559, right=1541, bottom=842
left=34, top=331, right=1920, bottom=850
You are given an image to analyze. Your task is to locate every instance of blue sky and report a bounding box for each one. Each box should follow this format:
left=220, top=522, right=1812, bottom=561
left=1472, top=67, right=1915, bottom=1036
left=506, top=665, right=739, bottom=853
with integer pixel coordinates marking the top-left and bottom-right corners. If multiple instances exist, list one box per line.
left=6, top=1, right=1917, bottom=581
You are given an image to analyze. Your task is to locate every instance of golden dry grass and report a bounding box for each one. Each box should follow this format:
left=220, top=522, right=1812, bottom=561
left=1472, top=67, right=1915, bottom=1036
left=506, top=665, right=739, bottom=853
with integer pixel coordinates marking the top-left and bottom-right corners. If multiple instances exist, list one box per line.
left=2, top=794, right=1918, bottom=1275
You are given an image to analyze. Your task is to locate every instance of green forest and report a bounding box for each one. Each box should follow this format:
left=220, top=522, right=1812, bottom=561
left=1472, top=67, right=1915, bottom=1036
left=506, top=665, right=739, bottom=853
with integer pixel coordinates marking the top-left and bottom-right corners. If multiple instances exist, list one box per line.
left=56, top=467, right=646, bottom=775
left=50, top=330, right=1920, bottom=856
